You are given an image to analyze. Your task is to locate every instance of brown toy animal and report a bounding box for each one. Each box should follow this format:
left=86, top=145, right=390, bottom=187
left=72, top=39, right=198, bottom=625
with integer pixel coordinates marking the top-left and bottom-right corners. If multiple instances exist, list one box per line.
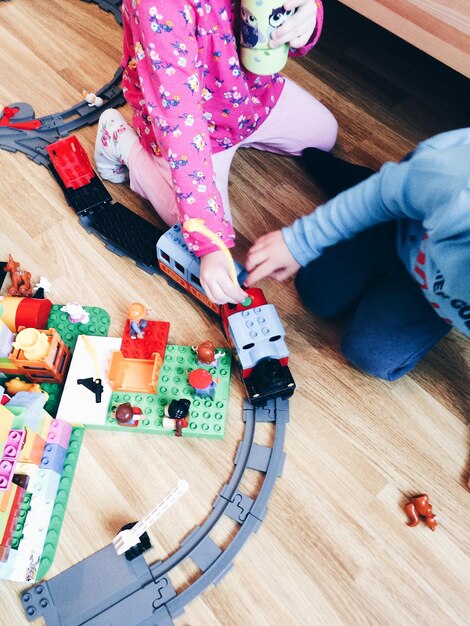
left=404, top=494, right=438, bottom=531
left=4, top=255, right=32, bottom=297
left=5, top=377, right=48, bottom=399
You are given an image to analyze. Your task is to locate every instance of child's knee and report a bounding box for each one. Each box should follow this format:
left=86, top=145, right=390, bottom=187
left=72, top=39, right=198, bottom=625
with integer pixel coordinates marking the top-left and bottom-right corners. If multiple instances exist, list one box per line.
left=340, top=332, right=415, bottom=381
left=321, top=110, right=338, bottom=151
left=310, top=108, right=338, bottom=152
left=295, top=266, right=346, bottom=319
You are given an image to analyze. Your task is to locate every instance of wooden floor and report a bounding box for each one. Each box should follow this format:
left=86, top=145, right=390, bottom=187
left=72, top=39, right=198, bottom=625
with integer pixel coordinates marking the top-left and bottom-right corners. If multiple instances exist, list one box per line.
left=1, top=1, right=469, bottom=625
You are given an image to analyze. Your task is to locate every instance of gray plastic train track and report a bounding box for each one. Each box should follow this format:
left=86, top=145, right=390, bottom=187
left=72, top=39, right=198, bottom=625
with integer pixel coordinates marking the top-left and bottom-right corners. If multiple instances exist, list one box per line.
left=21, top=398, right=290, bottom=625
left=0, top=0, right=124, bottom=165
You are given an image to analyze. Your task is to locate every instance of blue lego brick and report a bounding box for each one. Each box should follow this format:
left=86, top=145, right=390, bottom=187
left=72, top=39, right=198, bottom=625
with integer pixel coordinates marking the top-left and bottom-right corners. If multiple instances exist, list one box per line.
left=6, top=392, right=47, bottom=432
left=39, top=444, right=67, bottom=474
left=31, top=468, right=61, bottom=501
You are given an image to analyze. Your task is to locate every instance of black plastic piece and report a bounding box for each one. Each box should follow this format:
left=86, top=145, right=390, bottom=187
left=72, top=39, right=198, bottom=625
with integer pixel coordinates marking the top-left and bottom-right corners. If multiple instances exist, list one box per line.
left=244, top=359, right=296, bottom=406
left=119, top=522, right=152, bottom=561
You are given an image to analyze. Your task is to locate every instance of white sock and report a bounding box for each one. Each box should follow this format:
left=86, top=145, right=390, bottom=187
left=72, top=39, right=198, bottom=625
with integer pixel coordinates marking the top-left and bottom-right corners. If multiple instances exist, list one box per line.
left=94, top=109, right=138, bottom=183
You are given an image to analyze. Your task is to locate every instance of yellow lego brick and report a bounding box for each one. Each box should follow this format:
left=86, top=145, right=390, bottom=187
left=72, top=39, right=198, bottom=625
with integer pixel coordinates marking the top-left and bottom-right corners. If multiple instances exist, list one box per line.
left=0, top=483, right=17, bottom=514
left=0, top=405, right=14, bottom=443
left=0, top=509, right=9, bottom=540
left=15, top=462, right=39, bottom=484
left=18, top=428, right=45, bottom=465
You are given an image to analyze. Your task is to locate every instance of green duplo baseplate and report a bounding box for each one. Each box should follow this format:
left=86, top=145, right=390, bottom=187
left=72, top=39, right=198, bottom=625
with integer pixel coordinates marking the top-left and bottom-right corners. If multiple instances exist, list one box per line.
left=42, top=305, right=111, bottom=416
left=93, top=345, right=232, bottom=439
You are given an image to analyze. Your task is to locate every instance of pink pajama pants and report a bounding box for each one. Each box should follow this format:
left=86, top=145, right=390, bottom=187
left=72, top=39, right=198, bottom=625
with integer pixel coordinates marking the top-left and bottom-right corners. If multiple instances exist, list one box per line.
left=128, top=77, right=338, bottom=225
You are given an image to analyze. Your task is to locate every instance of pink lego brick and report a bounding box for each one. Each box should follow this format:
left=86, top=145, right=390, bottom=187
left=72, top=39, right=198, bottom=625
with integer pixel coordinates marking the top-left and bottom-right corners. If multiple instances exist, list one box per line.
left=0, top=459, right=14, bottom=489
left=46, top=420, right=72, bottom=449
left=120, top=320, right=170, bottom=360
left=0, top=430, right=26, bottom=491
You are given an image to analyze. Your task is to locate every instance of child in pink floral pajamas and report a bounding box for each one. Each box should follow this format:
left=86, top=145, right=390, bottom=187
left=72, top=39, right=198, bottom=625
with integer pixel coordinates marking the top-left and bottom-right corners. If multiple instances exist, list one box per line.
left=95, top=0, right=337, bottom=304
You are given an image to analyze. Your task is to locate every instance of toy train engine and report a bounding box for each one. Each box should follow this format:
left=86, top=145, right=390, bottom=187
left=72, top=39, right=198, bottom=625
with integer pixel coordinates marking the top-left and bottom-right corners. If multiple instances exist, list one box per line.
left=156, top=226, right=296, bottom=405
left=220, top=289, right=296, bottom=405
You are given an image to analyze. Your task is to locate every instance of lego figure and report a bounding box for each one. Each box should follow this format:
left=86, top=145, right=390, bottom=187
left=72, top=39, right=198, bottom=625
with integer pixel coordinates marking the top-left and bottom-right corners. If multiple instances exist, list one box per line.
left=188, top=369, right=219, bottom=401
left=127, top=303, right=148, bottom=339
left=114, top=402, right=143, bottom=426
left=60, top=302, right=90, bottom=324
left=4, top=255, right=32, bottom=297
left=83, top=91, right=104, bottom=107
left=12, top=328, right=49, bottom=361
left=404, top=494, right=438, bottom=531
left=191, top=340, right=224, bottom=367
left=162, top=398, right=191, bottom=437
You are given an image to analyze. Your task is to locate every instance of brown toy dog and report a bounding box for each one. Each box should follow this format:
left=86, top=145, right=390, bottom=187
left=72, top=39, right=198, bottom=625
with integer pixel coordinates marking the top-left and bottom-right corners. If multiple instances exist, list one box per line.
left=404, top=494, right=438, bottom=531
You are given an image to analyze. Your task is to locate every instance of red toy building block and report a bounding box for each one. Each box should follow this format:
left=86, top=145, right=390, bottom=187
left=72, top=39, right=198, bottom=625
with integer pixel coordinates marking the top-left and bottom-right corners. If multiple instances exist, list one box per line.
left=46, top=136, right=94, bottom=190
left=120, top=320, right=170, bottom=361
left=16, top=298, right=52, bottom=331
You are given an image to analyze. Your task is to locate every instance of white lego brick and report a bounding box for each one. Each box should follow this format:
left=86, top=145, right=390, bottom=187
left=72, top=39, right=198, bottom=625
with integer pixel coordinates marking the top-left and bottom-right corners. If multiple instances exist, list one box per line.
left=0, top=547, right=16, bottom=580
left=31, top=468, right=61, bottom=501
left=0, top=321, right=14, bottom=357
left=56, top=335, right=121, bottom=426
left=10, top=548, right=42, bottom=582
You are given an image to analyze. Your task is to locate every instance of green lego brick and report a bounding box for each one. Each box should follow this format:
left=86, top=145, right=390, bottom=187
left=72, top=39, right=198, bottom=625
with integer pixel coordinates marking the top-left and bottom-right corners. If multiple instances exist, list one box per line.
left=36, top=426, right=85, bottom=580
left=1, top=425, right=84, bottom=581
left=5, top=406, right=27, bottom=429
left=41, top=305, right=110, bottom=417
left=89, top=345, right=231, bottom=439
left=10, top=492, right=32, bottom=550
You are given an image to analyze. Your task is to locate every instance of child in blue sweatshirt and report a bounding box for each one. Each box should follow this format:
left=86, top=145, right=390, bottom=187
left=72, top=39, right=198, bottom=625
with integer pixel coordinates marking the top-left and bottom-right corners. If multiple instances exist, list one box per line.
left=245, top=129, right=470, bottom=381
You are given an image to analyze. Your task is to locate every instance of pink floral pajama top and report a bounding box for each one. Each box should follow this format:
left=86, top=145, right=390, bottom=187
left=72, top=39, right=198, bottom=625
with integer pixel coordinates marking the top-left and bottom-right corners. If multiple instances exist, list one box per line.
left=121, top=0, right=323, bottom=255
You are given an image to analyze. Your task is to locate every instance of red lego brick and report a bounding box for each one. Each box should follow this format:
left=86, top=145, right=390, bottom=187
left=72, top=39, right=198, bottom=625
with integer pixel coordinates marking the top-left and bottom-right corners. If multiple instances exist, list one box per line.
left=15, top=298, right=53, bottom=331
left=0, top=544, right=10, bottom=562
left=46, top=136, right=94, bottom=189
left=120, top=320, right=170, bottom=360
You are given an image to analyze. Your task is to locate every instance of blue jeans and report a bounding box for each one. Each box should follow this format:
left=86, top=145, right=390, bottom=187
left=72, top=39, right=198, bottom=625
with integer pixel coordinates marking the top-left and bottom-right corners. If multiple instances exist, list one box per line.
left=294, top=222, right=450, bottom=380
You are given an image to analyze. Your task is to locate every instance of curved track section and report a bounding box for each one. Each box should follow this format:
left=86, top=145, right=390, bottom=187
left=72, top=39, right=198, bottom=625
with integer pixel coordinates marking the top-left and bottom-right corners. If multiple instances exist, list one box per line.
left=21, top=398, right=290, bottom=625
left=0, top=0, right=124, bottom=165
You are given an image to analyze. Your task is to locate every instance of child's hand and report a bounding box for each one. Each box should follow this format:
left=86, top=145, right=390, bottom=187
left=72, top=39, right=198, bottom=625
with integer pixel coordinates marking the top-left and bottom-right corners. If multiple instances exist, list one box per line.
left=200, top=250, right=248, bottom=305
left=270, top=0, right=319, bottom=50
left=245, top=231, right=301, bottom=286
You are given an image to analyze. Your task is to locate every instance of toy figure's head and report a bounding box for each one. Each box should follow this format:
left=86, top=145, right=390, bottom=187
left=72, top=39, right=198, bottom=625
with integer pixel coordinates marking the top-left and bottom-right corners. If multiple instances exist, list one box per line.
left=167, top=399, right=191, bottom=420
left=115, top=402, right=134, bottom=424
left=128, top=302, right=146, bottom=321
left=195, top=340, right=216, bottom=364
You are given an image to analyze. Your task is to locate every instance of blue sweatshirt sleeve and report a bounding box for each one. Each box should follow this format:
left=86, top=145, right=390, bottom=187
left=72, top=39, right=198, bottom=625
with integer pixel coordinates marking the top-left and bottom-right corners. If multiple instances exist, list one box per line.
left=283, top=133, right=470, bottom=267
left=282, top=161, right=411, bottom=266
